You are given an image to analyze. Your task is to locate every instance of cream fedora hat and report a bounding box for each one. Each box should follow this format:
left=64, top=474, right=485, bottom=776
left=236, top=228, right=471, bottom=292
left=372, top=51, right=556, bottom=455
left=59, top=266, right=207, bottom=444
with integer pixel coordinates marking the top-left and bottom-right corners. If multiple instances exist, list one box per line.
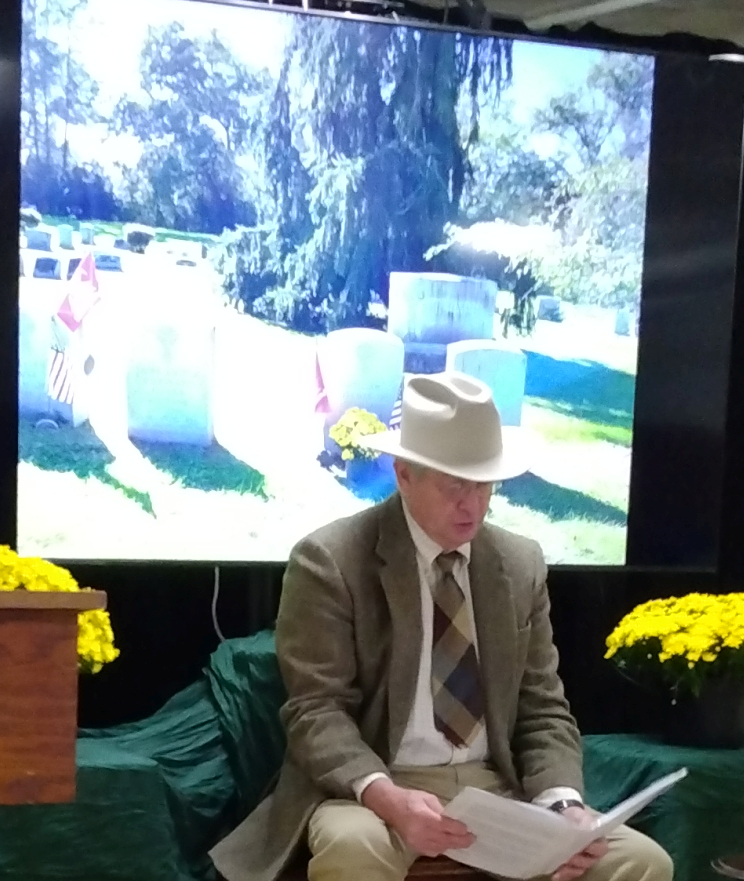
left=361, top=371, right=529, bottom=482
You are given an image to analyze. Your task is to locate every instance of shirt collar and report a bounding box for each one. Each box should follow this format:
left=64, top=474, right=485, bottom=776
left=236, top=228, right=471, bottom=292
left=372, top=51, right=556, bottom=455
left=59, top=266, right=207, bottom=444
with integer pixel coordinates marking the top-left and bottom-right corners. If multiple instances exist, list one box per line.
left=401, top=500, right=472, bottom=567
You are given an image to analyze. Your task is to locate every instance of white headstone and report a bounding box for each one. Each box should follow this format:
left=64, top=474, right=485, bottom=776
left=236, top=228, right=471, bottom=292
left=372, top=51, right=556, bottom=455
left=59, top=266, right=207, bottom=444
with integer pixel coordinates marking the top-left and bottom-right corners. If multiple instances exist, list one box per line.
left=25, top=227, right=53, bottom=252
left=388, top=272, right=497, bottom=344
left=319, top=328, right=404, bottom=449
left=17, top=292, right=99, bottom=427
left=446, top=339, right=527, bottom=427
left=127, top=315, right=216, bottom=446
left=80, top=224, right=95, bottom=246
left=58, top=224, right=74, bottom=250
left=51, top=322, right=93, bottom=428
left=18, top=295, right=56, bottom=416
left=388, top=272, right=498, bottom=373
left=615, top=307, right=632, bottom=337
left=62, top=300, right=130, bottom=440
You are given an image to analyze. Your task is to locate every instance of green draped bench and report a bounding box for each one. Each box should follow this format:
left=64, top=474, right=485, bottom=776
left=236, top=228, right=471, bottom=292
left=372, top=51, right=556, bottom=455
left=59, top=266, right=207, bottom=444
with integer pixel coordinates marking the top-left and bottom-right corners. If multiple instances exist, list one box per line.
left=0, top=632, right=285, bottom=881
left=1, top=631, right=735, bottom=881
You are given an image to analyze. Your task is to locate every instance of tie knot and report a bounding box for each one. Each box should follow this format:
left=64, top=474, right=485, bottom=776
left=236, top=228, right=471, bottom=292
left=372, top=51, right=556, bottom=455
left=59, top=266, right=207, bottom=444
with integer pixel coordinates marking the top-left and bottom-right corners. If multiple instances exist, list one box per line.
left=436, top=551, right=462, bottom=575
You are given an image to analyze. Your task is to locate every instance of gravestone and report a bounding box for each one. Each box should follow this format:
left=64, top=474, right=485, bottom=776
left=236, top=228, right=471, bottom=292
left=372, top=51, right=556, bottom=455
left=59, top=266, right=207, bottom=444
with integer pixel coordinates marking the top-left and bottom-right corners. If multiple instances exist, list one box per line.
left=25, top=227, right=53, bottom=252
left=31, top=257, right=61, bottom=280
left=18, top=301, right=55, bottom=416
left=57, top=224, right=74, bottom=250
left=445, top=339, right=527, bottom=427
left=388, top=272, right=497, bottom=373
left=615, top=307, right=633, bottom=337
left=94, top=252, right=123, bottom=273
left=536, top=295, right=563, bottom=322
left=80, top=224, right=95, bottom=246
left=318, top=328, right=404, bottom=452
left=127, top=315, right=216, bottom=446
left=73, top=302, right=129, bottom=445
left=18, top=300, right=92, bottom=427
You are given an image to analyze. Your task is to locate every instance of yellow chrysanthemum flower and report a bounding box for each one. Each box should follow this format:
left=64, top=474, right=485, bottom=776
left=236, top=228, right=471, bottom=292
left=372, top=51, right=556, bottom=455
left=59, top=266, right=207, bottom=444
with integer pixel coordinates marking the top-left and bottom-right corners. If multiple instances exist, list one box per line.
left=605, top=592, right=744, bottom=694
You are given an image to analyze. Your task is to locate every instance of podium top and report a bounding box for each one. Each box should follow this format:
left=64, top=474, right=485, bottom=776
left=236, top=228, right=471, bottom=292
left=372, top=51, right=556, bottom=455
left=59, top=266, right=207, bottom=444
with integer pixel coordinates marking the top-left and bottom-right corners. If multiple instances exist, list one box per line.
left=0, top=590, right=107, bottom=611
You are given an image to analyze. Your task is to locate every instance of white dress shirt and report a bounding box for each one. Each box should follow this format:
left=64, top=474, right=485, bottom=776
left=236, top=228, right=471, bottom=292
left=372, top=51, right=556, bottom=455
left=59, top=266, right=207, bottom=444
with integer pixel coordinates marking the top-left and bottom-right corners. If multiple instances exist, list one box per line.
left=352, top=503, right=581, bottom=810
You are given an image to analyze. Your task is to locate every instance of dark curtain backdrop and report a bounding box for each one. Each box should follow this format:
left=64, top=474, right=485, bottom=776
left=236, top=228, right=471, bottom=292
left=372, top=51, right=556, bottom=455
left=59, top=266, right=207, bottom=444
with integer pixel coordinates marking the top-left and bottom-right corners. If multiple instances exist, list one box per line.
left=76, top=564, right=732, bottom=732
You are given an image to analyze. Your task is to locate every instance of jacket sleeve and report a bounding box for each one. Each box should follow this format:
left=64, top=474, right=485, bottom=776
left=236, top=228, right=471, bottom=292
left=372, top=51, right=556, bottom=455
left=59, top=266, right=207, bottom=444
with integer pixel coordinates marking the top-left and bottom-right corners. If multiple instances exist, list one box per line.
left=275, top=535, right=389, bottom=799
left=511, top=545, right=584, bottom=799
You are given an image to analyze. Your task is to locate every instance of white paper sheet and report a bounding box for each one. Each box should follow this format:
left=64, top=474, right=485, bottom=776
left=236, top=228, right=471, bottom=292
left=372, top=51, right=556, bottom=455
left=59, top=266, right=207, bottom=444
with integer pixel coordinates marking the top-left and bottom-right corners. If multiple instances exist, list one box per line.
left=443, top=768, right=688, bottom=878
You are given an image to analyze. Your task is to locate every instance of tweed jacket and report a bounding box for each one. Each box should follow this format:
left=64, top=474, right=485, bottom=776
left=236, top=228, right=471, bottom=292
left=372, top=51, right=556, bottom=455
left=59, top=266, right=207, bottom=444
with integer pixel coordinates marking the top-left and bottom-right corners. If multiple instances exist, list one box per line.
left=210, top=493, right=583, bottom=881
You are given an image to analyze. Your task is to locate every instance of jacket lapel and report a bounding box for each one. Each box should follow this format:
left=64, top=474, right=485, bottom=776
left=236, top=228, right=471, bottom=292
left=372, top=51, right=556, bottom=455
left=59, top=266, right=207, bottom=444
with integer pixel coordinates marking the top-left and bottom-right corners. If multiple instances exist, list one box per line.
left=375, top=495, right=423, bottom=759
left=469, top=529, right=520, bottom=783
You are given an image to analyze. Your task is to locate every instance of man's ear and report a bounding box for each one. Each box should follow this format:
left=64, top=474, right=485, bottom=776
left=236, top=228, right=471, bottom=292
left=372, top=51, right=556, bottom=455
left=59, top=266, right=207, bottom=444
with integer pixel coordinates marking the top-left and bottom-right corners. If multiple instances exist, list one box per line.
left=393, top=458, right=410, bottom=491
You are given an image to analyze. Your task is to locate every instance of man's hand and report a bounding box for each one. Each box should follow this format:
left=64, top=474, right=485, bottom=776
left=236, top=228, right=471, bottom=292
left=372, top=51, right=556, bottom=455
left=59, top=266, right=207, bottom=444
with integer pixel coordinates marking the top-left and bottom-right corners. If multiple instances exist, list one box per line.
left=552, top=806, right=609, bottom=881
left=361, top=778, right=475, bottom=857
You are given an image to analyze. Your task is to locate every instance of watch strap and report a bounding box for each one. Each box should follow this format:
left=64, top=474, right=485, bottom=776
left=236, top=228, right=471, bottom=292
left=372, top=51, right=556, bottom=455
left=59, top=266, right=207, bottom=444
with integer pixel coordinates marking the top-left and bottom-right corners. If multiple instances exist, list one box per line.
left=548, top=798, right=584, bottom=813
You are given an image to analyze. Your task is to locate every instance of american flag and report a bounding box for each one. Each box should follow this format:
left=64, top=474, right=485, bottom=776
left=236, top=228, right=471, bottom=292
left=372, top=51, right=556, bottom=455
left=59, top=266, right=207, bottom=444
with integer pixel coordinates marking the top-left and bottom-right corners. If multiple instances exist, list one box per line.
left=314, top=350, right=331, bottom=414
left=56, top=251, right=100, bottom=332
left=47, top=345, right=74, bottom=405
left=389, top=379, right=403, bottom=430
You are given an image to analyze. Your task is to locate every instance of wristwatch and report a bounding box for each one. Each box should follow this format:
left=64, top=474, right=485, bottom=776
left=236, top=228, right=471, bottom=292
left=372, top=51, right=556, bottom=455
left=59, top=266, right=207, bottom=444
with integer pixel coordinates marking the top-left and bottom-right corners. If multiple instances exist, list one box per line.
left=548, top=799, right=584, bottom=813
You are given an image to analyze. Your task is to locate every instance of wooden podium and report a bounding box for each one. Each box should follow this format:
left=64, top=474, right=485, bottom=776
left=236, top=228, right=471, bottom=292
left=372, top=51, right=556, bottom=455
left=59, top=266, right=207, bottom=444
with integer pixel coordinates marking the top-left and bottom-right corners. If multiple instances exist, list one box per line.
left=0, top=589, right=107, bottom=805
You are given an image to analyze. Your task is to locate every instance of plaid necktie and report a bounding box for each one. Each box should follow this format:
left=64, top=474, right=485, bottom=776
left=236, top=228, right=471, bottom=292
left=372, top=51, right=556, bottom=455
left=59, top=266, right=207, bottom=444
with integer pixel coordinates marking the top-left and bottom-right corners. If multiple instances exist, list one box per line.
left=431, top=551, right=485, bottom=748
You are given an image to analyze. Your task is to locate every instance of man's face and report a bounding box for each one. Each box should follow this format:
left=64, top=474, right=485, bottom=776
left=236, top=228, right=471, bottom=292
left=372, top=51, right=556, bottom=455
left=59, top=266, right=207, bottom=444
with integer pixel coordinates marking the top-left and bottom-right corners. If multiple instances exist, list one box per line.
left=395, top=460, right=494, bottom=551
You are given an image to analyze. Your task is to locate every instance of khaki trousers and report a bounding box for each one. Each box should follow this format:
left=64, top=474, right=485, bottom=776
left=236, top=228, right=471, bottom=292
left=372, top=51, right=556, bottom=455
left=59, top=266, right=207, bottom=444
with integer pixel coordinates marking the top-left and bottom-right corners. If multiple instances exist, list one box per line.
left=306, top=763, right=673, bottom=881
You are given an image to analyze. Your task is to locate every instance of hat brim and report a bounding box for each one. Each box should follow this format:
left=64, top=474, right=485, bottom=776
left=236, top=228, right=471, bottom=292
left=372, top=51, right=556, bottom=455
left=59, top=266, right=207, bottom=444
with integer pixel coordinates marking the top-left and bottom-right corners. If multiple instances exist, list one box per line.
left=359, top=425, right=531, bottom=483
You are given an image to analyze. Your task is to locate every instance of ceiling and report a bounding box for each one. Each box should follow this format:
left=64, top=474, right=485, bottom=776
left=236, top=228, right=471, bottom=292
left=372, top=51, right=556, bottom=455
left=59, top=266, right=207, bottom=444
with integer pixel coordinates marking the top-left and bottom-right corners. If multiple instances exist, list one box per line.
left=450, top=0, right=744, bottom=51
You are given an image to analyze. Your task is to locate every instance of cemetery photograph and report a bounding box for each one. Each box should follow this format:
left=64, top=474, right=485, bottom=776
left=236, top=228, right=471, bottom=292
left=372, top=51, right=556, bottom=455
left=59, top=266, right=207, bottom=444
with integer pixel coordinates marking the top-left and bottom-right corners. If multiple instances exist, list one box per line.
left=17, top=0, right=653, bottom=564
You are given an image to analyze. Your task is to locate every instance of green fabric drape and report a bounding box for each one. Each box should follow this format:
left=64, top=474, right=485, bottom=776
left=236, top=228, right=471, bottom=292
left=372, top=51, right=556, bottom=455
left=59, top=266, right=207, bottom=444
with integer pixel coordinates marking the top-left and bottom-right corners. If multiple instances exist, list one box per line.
left=0, top=632, right=286, bottom=881
left=204, top=630, right=287, bottom=815
left=584, top=733, right=744, bottom=881
left=2, top=637, right=741, bottom=881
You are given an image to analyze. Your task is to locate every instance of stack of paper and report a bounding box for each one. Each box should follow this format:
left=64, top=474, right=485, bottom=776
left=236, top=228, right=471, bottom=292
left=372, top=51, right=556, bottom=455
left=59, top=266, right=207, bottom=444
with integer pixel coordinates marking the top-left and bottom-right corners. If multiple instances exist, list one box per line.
left=442, top=768, right=688, bottom=878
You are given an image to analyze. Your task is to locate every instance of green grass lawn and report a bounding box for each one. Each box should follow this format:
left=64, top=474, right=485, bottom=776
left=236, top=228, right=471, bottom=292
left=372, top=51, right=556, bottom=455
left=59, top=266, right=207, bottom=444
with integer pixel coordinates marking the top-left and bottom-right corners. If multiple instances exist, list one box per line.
left=488, top=494, right=627, bottom=565
left=527, top=397, right=632, bottom=447
left=18, top=418, right=267, bottom=514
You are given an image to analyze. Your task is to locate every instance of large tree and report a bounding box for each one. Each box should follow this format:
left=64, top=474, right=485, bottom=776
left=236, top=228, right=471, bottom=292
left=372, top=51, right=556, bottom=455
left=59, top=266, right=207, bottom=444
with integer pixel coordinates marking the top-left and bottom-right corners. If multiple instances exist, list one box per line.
left=255, top=18, right=513, bottom=331
left=20, top=0, right=116, bottom=217
left=21, top=0, right=99, bottom=170
left=534, top=53, right=652, bottom=169
left=113, top=23, right=270, bottom=233
left=459, top=101, right=565, bottom=226
left=524, top=52, right=654, bottom=308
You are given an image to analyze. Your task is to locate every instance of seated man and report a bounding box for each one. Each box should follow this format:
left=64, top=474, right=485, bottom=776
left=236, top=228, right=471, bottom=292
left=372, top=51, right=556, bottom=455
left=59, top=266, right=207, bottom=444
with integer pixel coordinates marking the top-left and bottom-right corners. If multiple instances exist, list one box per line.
left=211, top=372, right=673, bottom=881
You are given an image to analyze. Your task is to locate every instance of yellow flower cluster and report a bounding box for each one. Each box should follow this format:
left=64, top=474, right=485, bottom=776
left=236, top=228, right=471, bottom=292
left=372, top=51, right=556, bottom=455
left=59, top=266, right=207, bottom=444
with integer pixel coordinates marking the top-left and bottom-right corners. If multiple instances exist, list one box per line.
left=330, top=407, right=387, bottom=461
left=606, top=592, right=744, bottom=670
left=0, top=545, right=119, bottom=674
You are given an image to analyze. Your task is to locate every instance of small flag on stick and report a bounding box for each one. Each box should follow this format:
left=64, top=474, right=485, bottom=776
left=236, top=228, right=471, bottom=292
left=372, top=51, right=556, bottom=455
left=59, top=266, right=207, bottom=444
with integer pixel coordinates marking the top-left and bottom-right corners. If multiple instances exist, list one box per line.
left=56, top=251, right=100, bottom=332
left=47, top=344, right=74, bottom=405
left=389, top=379, right=404, bottom=429
left=314, top=349, right=331, bottom=415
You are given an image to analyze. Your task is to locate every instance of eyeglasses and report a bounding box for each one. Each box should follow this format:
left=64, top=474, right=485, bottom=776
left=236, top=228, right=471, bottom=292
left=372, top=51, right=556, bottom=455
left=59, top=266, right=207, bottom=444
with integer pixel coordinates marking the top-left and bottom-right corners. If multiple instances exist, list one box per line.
left=435, top=476, right=502, bottom=500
